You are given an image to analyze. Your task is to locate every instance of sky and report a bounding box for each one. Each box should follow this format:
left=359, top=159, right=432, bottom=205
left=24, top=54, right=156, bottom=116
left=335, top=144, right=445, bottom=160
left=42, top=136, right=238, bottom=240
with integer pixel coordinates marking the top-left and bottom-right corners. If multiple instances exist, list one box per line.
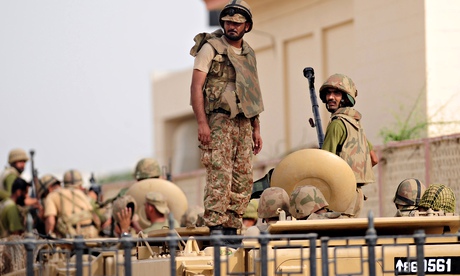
left=0, top=1, right=214, bottom=181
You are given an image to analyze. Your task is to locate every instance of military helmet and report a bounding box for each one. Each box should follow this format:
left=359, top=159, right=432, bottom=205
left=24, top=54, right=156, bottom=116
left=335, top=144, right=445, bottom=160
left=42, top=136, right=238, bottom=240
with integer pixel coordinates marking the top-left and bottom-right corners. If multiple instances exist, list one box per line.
left=393, top=178, right=426, bottom=207
left=219, top=0, right=253, bottom=32
left=134, top=158, right=161, bottom=181
left=8, top=148, right=29, bottom=164
left=243, top=199, right=259, bottom=219
left=257, top=187, right=289, bottom=219
left=289, top=185, right=329, bottom=219
left=419, top=184, right=456, bottom=213
left=112, top=195, right=137, bottom=224
left=319, top=74, right=357, bottom=107
left=37, top=174, right=61, bottom=199
left=63, top=169, right=83, bottom=187
left=180, top=205, right=204, bottom=227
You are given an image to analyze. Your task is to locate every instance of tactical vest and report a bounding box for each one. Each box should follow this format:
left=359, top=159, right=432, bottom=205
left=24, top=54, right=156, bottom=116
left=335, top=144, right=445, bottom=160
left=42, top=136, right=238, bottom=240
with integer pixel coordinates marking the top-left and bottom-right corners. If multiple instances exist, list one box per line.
left=332, top=108, right=374, bottom=184
left=55, top=189, right=98, bottom=237
left=190, top=30, right=264, bottom=118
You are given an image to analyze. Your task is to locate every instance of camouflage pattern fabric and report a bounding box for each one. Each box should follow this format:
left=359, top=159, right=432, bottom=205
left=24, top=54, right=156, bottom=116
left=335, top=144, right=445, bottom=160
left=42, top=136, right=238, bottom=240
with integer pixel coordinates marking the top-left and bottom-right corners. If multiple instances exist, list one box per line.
left=191, top=30, right=264, bottom=118
left=289, top=185, right=328, bottom=219
left=257, top=187, right=289, bottom=219
left=393, top=178, right=425, bottom=208
left=332, top=107, right=375, bottom=184
left=307, top=211, right=342, bottom=220
left=180, top=205, right=204, bottom=227
left=419, top=184, right=456, bottom=214
left=134, top=158, right=161, bottom=180
left=202, top=113, right=253, bottom=228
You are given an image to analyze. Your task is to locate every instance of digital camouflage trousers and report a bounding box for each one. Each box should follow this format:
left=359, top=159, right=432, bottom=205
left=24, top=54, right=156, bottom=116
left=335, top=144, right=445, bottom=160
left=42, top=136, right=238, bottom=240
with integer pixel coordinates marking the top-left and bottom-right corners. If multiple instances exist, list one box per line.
left=201, top=113, right=253, bottom=229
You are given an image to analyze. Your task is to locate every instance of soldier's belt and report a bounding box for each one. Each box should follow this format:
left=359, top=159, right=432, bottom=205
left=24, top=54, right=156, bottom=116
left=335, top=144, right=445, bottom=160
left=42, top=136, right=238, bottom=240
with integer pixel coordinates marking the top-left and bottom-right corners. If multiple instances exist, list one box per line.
left=212, top=108, right=245, bottom=118
left=73, top=223, right=93, bottom=228
left=212, top=108, right=231, bottom=116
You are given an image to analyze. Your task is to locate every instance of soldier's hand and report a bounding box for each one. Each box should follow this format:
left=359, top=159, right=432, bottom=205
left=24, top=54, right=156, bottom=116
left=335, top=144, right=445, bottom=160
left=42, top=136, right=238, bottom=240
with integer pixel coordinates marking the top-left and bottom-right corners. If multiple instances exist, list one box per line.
left=198, top=122, right=211, bottom=145
left=252, top=131, right=262, bottom=155
left=116, top=207, right=132, bottom=234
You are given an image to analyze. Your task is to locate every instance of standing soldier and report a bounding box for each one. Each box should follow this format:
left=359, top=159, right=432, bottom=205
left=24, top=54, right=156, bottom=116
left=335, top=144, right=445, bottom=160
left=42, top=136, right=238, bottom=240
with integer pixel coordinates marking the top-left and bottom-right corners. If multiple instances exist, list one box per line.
left=44, top=169, right=100, bottom=238
left=319, top=74, right=378, bottom=217
left=0, top=148, right=29, bottom=200
left=190, top=0, right=264, bottom=241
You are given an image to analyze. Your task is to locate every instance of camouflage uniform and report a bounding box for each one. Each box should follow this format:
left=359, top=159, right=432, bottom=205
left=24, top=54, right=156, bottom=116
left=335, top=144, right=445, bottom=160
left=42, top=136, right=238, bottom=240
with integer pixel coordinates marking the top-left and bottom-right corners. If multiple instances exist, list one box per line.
left=393, top=178, right=426, bottom=217
left=190, top=3, right=264, bottom=229
left=289, top=185, right=343, bottom=220
left=0, top=149, right=29, bottom=200
left=320, top=74, right=374, bottom=218
left=419, top=184, right=456, bottom=214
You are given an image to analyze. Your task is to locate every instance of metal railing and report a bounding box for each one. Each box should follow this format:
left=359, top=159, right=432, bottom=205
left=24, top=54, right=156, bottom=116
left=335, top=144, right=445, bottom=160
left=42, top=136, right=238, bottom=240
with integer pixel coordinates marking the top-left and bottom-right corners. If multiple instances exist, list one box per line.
left=1, top=217, right=459, bottom=276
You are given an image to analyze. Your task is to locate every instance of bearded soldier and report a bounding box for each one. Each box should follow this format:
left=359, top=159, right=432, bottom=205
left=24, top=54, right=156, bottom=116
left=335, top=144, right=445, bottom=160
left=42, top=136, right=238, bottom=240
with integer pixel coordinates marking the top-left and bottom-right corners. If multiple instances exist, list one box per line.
left=190, top=0, right=264, bottom=245
left=0, top=149, right=29, bottom=200
left=319, top=74, right=378, bottom=218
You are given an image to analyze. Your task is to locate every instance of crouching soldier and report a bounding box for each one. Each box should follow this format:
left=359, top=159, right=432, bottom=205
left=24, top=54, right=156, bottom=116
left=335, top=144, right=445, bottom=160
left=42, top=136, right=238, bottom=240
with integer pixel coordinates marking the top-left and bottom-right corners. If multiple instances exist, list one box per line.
left=289, top=185, right=345, bottom=220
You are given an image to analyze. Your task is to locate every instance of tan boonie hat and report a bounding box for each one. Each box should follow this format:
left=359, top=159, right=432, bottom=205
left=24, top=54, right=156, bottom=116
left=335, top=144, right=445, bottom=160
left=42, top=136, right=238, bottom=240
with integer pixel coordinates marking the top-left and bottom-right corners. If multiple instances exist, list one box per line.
left=145, top=191, right=169, bottom=214
left=221, top=13, right=246, bottom=23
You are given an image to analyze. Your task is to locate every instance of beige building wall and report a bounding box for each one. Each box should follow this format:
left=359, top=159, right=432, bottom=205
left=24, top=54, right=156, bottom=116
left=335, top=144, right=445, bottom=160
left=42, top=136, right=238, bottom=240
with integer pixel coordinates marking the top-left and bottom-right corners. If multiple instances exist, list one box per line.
left=152, top=0, right=460, bottom=214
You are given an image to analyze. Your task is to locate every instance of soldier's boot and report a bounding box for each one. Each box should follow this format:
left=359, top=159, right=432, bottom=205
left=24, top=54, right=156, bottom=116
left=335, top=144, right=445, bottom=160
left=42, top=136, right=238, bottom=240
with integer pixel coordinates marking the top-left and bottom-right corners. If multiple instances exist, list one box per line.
left=208, top=225, right=224, bottom=246
left=223, top=227, right=241, bottom=248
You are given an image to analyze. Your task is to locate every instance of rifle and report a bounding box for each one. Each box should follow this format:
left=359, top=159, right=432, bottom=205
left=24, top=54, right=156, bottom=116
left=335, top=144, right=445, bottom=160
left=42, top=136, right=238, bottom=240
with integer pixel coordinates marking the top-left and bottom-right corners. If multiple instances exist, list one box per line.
left=89, top=172, right=102, bottom=204
left=162, top=158, right=172, bottom=181
left=29, top=149, right=40, bottom=199
left=303, top=67, right=325, bottom=148
left=29, top=149, right=46, bottom=234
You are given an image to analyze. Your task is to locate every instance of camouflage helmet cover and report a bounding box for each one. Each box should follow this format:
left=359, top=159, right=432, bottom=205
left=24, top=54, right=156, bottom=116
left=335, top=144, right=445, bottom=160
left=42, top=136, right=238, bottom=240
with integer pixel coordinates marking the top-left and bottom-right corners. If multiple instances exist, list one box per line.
left=8, top=148, right=29, bottom=164
left=219, top=0, right=253, bottom=32
left=319, top=74, right=357, bottom=107
left=180, top=205, right=204, bottom=227
left=38, top=174, right=61, bottom=199
left=243, top=199, right=259, bottom=219
left=289, top=185, right=329, bottom=219
left=393, top=178, right=426, bottom=208
left=134, top=158, right=161, bottom=181
left=63, top=169, right=83, bottom=187
left=419, top=184, right=456, bottom=213
left=257, top=187, right=289, bottom=219
left=112, top=195, right=137, bottom=224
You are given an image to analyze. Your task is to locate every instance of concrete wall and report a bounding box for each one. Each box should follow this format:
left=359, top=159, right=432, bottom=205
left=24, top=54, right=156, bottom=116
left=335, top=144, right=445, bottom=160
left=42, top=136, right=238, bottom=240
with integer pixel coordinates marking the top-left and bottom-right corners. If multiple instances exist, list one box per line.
left=150, top=0, right=460, bottom=217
